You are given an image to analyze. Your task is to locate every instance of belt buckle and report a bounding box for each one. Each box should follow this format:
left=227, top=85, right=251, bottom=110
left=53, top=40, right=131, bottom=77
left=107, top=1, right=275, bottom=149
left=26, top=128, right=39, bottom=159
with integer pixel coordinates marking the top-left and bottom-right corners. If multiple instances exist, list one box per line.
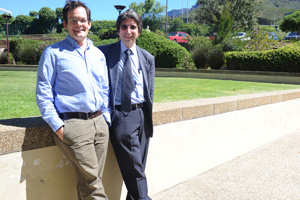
left=88, top=110, right=101, bottom=119
left=87, top=112, right=94, bottom=119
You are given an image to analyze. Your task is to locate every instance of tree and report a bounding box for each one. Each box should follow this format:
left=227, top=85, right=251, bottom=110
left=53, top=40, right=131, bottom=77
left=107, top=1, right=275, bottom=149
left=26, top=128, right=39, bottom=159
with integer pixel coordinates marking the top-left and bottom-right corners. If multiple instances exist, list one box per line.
left=15, top=15, right=33, bottom=25
left=195, top=0, right=224, bottom=25
left=230, top=0, right=258, bottom=30
left=13, top=15, right=34, bottom=34
left=216, top=0, right=233, bottom=43
left=37, top=7, right=57, bottom=33
left=280, top=11, right=300, bottom=33
left=195, top=0, right=259, bottom=32
left=0, top=14, right=14, bottom=25
left=55, top=8, right=64, bottom=33
left=56, top=8, right=63, bottom=23
left=169, top=18, right=183, bottom=33
left=91, top=20, right=115, bottom=33
left=29, top=11, right=38, bottom=18
left=130, top=0, right=165, bottom=31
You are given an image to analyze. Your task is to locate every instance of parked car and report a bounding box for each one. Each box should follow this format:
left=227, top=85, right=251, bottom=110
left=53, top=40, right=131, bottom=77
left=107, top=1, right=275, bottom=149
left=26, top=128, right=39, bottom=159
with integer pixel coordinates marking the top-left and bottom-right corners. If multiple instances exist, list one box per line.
left=232, top=32, right=250, bottom=41
left=283, top=32, right=300, bottom=40
left=167, top=31, right=191, bottom=43
left=268, top=32, right=278, bottom=40
left=209, top=32, right=217, bottom=40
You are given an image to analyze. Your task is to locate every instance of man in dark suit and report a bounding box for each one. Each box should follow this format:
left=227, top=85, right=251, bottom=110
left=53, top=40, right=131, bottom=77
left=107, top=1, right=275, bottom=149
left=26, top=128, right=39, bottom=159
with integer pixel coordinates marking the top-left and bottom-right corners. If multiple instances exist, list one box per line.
left=98, top=9, right=155, bottom=200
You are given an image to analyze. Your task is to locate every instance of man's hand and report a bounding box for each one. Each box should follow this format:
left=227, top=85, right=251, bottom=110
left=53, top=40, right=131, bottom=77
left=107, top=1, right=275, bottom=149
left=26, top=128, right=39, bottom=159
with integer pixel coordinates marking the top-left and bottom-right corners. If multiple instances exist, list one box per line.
left=56, top=126, right=64, bottom=141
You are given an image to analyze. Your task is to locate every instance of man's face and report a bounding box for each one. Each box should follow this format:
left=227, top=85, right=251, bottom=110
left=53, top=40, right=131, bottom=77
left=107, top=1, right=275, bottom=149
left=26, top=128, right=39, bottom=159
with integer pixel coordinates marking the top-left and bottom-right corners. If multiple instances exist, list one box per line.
left=63, top=6, right=91, bottom=44
left=118, top=18, right=140, bottom=48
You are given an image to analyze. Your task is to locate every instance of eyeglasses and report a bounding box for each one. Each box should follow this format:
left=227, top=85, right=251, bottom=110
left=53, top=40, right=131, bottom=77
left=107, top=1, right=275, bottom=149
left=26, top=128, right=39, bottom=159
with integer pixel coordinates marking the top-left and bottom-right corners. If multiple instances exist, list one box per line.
left=120, top=24, right=138, bottom=30
left=68, top=18, right=88, bottom=25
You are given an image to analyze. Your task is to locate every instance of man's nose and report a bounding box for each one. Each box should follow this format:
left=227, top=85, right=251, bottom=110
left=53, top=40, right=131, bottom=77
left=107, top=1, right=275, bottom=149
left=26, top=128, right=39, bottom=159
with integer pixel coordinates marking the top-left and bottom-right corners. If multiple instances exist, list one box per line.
left=124, top=27, right=132, bottom=32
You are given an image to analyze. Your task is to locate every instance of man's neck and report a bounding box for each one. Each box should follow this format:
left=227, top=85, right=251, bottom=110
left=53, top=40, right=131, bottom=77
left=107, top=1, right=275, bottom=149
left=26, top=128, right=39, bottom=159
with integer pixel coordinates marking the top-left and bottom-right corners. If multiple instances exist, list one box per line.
left=77, top=39, right=87, bottom=51
left=121, top=40, right=136, bottom=51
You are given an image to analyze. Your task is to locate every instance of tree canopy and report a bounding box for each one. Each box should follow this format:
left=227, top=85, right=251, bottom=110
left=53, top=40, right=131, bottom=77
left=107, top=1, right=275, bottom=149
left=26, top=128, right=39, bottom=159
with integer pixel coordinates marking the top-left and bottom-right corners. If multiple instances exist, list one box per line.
left=130, top=0, right=165, bottom=31
left=195, top=0, right=259, bottom=32
left=37, top=7, right=57, bottom=33
left=280, top=10, right=300, bottom=33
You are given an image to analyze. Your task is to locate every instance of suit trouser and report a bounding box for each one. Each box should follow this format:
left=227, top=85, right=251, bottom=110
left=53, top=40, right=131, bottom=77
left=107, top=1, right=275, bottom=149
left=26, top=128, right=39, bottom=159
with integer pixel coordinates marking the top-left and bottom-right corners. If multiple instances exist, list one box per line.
left=53, top=114, right=109, bottom=200
left=110, top=108, right=152, bottom=200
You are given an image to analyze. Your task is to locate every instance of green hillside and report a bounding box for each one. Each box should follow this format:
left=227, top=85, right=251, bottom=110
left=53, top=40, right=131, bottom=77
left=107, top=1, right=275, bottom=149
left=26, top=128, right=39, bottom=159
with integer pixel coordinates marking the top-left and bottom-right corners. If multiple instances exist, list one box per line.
left=257, top=0, right=300, bottom=24
left=175, top=0, right=300, bottom=25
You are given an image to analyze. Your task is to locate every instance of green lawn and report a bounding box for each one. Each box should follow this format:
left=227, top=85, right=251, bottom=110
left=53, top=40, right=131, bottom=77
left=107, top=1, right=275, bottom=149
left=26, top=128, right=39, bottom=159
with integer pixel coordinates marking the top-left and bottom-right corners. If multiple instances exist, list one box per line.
left=1, top=71, right=300, bottom=120
left=0, top=71, right=39, bottom=120
left=154, top=77, right=300, bottom=102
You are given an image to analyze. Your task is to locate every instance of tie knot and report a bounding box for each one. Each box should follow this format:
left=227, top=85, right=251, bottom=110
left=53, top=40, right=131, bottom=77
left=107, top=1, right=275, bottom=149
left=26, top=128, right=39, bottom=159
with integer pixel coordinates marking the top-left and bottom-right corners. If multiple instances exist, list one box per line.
left=125, top=49, right=132, bottom=57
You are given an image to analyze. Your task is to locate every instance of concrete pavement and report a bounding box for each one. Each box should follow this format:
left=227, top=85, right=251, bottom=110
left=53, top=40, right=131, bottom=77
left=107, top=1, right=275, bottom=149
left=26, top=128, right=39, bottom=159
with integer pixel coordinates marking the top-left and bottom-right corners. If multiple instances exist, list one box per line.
left=151, top=129, right=300, bottom=200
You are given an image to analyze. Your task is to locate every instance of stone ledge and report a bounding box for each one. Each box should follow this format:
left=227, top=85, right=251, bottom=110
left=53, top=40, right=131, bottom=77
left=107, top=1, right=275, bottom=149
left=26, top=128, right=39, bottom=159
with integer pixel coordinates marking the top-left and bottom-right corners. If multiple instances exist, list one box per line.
left=152, top=89, right=300, bottom=125
left=1, top=89, right=300, bottom=155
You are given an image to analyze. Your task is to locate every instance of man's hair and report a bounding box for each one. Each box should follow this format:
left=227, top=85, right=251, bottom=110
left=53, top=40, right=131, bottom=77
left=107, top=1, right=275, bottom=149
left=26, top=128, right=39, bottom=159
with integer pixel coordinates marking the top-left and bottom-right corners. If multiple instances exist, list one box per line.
left=116, top=9, right=143, bottom=34
left=63, top=1, right=91, bottom=24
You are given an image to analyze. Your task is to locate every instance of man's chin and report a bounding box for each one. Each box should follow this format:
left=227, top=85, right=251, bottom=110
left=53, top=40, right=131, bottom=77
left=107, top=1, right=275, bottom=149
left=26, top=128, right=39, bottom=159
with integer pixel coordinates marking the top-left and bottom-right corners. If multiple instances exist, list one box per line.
left=73, top=34, right=87, bottom=39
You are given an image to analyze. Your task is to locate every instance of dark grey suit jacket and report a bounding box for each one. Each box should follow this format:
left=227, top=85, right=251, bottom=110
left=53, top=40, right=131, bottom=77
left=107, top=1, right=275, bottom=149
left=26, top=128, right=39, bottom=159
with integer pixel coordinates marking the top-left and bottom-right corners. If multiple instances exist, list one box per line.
left=98, top=41, right=155, bottom=137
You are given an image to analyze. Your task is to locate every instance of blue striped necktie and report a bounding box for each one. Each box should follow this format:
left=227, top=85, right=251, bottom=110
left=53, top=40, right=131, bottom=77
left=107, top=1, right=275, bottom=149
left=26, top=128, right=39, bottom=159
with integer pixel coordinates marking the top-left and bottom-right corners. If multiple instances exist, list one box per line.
left=121, top=49, right=135, bottom=114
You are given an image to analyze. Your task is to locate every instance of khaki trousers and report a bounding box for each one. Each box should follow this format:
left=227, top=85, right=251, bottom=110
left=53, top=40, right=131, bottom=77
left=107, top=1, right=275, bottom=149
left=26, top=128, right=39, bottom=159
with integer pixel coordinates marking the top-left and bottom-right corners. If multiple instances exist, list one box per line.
left=53, top=114, right=109, bottom=200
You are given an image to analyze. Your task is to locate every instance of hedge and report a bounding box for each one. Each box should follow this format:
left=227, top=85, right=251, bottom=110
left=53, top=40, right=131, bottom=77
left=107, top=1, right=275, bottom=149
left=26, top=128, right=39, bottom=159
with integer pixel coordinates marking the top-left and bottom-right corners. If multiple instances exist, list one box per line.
left=137, top=31, right=194, bottom=69
left=225, top=42, right=300, bottom=73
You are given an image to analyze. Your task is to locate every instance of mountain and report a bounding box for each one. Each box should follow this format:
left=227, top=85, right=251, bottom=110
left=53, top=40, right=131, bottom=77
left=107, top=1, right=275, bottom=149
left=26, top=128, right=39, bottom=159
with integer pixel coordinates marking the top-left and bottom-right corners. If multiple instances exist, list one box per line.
left=257, top=0, right=300, bottom=24
left=167, top=3, right=199, bottom=19
left=168, top=0, right=300, bottom=25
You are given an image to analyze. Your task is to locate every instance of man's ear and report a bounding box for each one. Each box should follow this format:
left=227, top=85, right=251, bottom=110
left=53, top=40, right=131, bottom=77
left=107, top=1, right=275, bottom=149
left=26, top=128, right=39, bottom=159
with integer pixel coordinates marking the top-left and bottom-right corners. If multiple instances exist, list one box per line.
left=63, top=21, right=68, bottom=30
left=88, top=21, right=91, bottom=30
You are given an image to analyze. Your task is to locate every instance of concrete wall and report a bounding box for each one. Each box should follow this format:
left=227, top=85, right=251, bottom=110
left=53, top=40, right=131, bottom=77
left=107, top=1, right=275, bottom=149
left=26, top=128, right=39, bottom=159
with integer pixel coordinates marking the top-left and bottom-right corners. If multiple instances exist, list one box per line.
left=1, top=89, right=300, bottom=199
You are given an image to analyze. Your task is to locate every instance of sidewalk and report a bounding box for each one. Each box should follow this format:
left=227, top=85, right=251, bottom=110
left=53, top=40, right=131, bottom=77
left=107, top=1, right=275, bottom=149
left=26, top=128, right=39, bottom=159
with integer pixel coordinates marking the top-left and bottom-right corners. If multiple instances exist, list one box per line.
left=151, top=129, right=300, bottom=200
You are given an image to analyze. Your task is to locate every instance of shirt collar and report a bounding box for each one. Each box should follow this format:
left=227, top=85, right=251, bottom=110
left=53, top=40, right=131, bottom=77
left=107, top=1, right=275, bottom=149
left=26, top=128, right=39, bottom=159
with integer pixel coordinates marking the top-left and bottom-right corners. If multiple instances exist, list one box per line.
left=120, top=40, right=137, bottom=56
left=65, top=35, right=92, bottom=49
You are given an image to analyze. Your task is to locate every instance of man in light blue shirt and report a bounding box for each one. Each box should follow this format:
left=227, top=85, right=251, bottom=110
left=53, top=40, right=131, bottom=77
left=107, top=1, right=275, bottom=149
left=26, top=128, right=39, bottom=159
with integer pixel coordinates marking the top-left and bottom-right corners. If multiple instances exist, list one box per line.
left=36, top=1, right=110, bottom=199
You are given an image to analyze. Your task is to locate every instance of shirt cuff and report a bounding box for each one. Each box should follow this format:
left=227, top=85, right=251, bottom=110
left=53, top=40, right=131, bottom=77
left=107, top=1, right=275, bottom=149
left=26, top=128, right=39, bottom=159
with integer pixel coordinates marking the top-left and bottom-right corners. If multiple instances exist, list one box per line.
left=102, top=112, right=111, bottom=127
left=48, top=115, right=64, bottom=133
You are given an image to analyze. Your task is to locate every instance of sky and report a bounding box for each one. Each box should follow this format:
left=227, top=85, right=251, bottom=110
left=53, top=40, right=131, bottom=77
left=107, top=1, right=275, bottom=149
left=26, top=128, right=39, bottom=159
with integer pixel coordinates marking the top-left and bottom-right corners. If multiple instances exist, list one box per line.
left=0, top=0, right=197, bottom=21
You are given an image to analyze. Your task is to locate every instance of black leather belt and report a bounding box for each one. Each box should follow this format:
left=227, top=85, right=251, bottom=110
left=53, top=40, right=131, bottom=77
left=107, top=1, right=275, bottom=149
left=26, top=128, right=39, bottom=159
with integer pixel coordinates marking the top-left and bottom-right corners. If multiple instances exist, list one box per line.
left=59, top=110, right=102, bottom=120
left=115, top=103, right=143, bottom=111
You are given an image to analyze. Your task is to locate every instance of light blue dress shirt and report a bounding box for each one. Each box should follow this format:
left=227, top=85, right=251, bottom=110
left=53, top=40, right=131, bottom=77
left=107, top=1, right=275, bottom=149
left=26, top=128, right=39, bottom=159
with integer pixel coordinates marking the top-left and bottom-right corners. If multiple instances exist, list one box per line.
left=36, top=35, right=111, bottom=132
left=115, top=41, right=144, bottom=105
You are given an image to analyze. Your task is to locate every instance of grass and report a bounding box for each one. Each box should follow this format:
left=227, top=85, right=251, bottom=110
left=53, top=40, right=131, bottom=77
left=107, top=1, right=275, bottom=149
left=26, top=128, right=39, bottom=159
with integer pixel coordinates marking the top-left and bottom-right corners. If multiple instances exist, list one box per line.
left=1, top=71, right=300, bottom=120
left=154, top=77, right=300, bottom=103
left=0, top=71, right=39, bottom=120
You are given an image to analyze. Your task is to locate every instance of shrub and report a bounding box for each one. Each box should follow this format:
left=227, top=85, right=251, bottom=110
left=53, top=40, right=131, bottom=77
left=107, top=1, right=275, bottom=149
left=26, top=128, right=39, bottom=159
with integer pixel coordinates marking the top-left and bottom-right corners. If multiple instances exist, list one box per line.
left=244, top=29, right=281, bottom=51
left=191, top=45, right=209, bottom=69
left=220, top=37, right=247, bottom=52
left=0, top=52, right=14, bottom=64
left=190, top=36, right=224, bottom=69
left=189, top=36, right=212, bottom=50
left=98, top=28, right=118, bottom=40
left=225, top=41, right=300, bottom=72
left=207, top=48, right=225, bottom=69
left=137, top=30, right=194, bottom=69
left=94, top=38, right=118, bottom=46
left=10, top=38, right=54, bottom=65
left=180, top=23, right=209, bottom=36
left=87, top=33, right=101, bottom=43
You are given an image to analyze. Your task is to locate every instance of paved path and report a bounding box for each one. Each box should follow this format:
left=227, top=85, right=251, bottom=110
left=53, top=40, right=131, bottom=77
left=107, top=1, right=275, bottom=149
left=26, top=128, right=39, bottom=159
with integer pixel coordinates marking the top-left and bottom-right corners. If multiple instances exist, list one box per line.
left=151, top=130, right=300, bottom=200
